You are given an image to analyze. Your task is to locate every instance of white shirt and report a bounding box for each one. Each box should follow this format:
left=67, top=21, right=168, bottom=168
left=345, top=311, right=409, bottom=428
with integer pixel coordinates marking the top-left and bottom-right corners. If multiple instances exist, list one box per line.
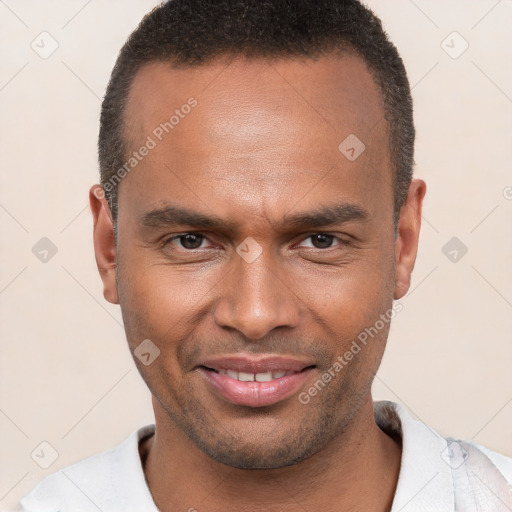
left=17, top=401, right=512, bottom=511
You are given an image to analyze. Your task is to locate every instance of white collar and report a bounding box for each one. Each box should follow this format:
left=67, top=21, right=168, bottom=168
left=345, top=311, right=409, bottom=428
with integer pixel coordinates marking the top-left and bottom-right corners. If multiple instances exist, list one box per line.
left=374, top=400, right=455, bottom=511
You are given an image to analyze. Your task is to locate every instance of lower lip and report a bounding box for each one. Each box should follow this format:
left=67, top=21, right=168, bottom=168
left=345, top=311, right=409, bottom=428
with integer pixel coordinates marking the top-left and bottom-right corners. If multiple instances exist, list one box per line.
left=198, top=367, right=315, bottom=407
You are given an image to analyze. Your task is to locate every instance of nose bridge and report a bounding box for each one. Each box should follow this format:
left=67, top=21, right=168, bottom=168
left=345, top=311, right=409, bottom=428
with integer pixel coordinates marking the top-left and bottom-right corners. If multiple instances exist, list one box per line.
left=213, top=244, right=301, bottom=339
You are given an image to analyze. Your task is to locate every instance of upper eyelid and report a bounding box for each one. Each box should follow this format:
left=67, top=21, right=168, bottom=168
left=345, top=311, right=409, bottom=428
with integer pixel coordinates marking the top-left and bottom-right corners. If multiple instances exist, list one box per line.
left=163, top=232, right=345, bottom=248
left=162, top=232, right=209, bottom=246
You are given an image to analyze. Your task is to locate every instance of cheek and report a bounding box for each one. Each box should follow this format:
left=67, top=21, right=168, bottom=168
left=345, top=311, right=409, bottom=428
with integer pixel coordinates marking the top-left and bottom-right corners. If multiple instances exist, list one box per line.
left=116, top=246, right=188, bottom=340
left=297, top=253, right=395, bottom=336
left=118, top=269, right=203, bottom=342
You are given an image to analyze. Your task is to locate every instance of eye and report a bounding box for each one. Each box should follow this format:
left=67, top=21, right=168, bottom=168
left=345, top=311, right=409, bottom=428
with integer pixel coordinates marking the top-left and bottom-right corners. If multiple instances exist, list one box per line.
left=297, top=233, right=342, bottom=249
left=161, top=232, right=346, bottom=253
left=164, top=233, right=209, bottom=250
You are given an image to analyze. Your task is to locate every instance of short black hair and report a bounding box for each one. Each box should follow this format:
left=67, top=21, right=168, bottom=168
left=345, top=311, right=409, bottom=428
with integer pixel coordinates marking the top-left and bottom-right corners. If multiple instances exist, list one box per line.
left=99, top=0, right=415, bottom=225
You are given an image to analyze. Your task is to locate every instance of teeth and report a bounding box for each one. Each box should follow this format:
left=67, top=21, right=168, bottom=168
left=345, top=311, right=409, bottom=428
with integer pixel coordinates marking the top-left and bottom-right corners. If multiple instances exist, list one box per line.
left=227, top=369, right=238, bottom=379
left=255, top=372, right=273, bottom=382
left=216, top=369, right=295, bottom=381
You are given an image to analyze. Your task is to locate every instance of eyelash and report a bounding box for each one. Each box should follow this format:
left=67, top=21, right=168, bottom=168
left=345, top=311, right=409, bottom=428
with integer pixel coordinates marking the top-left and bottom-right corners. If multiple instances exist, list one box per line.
left=161, top=232, right=347, bottom=251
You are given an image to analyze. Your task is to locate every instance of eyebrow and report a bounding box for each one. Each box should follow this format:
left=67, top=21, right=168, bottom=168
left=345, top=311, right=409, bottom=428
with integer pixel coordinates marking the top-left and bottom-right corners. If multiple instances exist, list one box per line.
left=139, top=202, right=368, bottom=233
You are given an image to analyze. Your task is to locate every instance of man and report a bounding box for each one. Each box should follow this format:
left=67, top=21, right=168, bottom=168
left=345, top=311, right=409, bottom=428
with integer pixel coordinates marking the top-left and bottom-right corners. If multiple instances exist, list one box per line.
left=18, top=0, right=512, bottom=511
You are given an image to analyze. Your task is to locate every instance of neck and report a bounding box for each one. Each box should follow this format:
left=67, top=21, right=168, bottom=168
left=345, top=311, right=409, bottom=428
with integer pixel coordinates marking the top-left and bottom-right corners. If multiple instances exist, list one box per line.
left=141, top=396, right=401, bottom=512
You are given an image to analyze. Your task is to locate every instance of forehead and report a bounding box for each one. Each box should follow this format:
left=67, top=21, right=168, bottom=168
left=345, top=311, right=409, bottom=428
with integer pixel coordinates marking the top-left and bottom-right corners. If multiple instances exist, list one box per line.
left=119, top=53, right=392, bottom=225
left=126, top=52, right=385, bottom=141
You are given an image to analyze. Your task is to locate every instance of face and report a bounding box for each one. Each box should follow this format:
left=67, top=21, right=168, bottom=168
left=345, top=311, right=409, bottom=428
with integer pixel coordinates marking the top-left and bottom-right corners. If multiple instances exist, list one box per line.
left=91, top=53, right=425, bottom=469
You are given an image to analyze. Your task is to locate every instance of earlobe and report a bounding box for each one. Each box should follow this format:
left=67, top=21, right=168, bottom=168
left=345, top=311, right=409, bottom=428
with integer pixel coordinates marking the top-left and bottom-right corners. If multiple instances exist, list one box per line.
left=89, top=185, right=119, bottom=304
left=394, top=179, right=427, bottom=300
left=394, top=236, right=410, bottom=300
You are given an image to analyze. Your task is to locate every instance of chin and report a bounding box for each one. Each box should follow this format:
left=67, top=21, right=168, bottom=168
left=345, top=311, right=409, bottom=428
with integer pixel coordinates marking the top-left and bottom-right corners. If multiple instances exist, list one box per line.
left=186, top=423, right=327, bottom=470
left=199, top=442, right=313, bottom=470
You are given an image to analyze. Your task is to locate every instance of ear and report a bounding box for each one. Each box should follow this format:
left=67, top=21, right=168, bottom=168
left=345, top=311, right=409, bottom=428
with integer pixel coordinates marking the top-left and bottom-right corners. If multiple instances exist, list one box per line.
left=394, top=179, right=427, bottom=299
left=89, top=185, right=119, bottom=304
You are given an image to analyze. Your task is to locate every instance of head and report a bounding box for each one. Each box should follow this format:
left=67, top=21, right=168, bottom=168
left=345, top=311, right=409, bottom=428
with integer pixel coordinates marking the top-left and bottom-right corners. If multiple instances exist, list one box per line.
left=91, top=0, right=425, bottom=469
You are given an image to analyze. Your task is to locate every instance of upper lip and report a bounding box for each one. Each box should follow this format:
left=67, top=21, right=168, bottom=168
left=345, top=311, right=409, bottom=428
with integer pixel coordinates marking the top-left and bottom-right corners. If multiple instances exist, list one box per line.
left=199, top=355, right=316, bottom=374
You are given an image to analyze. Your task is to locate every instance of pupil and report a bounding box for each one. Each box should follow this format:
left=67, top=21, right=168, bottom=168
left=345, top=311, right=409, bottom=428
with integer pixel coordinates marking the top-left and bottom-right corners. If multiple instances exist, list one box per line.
left=182, top=234, right=202, bottom=249
left=313, top=234, right=333, bottom=248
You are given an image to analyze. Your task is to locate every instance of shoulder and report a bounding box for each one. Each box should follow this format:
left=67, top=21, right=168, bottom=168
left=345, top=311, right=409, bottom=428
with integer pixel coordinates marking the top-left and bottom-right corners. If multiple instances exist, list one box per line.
left=18, top=425, right=156, bottom=512
left=445, top=437, right=512, bottom=510
left=374, top=400, right=512, bottom=511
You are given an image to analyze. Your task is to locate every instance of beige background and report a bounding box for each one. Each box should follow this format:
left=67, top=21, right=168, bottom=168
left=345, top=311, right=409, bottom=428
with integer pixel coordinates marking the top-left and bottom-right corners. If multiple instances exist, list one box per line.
left=1, top=0, right=511, bottom=508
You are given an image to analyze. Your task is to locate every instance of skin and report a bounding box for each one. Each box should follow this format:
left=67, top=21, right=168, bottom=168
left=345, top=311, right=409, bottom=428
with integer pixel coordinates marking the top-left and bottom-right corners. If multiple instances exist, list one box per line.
left=90, top=53, right=426, bottom=512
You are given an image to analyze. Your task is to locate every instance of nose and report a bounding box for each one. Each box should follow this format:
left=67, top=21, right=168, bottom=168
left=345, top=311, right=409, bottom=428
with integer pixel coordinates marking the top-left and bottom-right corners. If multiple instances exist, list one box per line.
left=213, top=248, right=301, bottom=340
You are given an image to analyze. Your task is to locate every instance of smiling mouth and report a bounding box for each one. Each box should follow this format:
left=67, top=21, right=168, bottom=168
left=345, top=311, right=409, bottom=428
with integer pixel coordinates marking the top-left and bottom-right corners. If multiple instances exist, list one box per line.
left=198, top=364, right=317, bottom=407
